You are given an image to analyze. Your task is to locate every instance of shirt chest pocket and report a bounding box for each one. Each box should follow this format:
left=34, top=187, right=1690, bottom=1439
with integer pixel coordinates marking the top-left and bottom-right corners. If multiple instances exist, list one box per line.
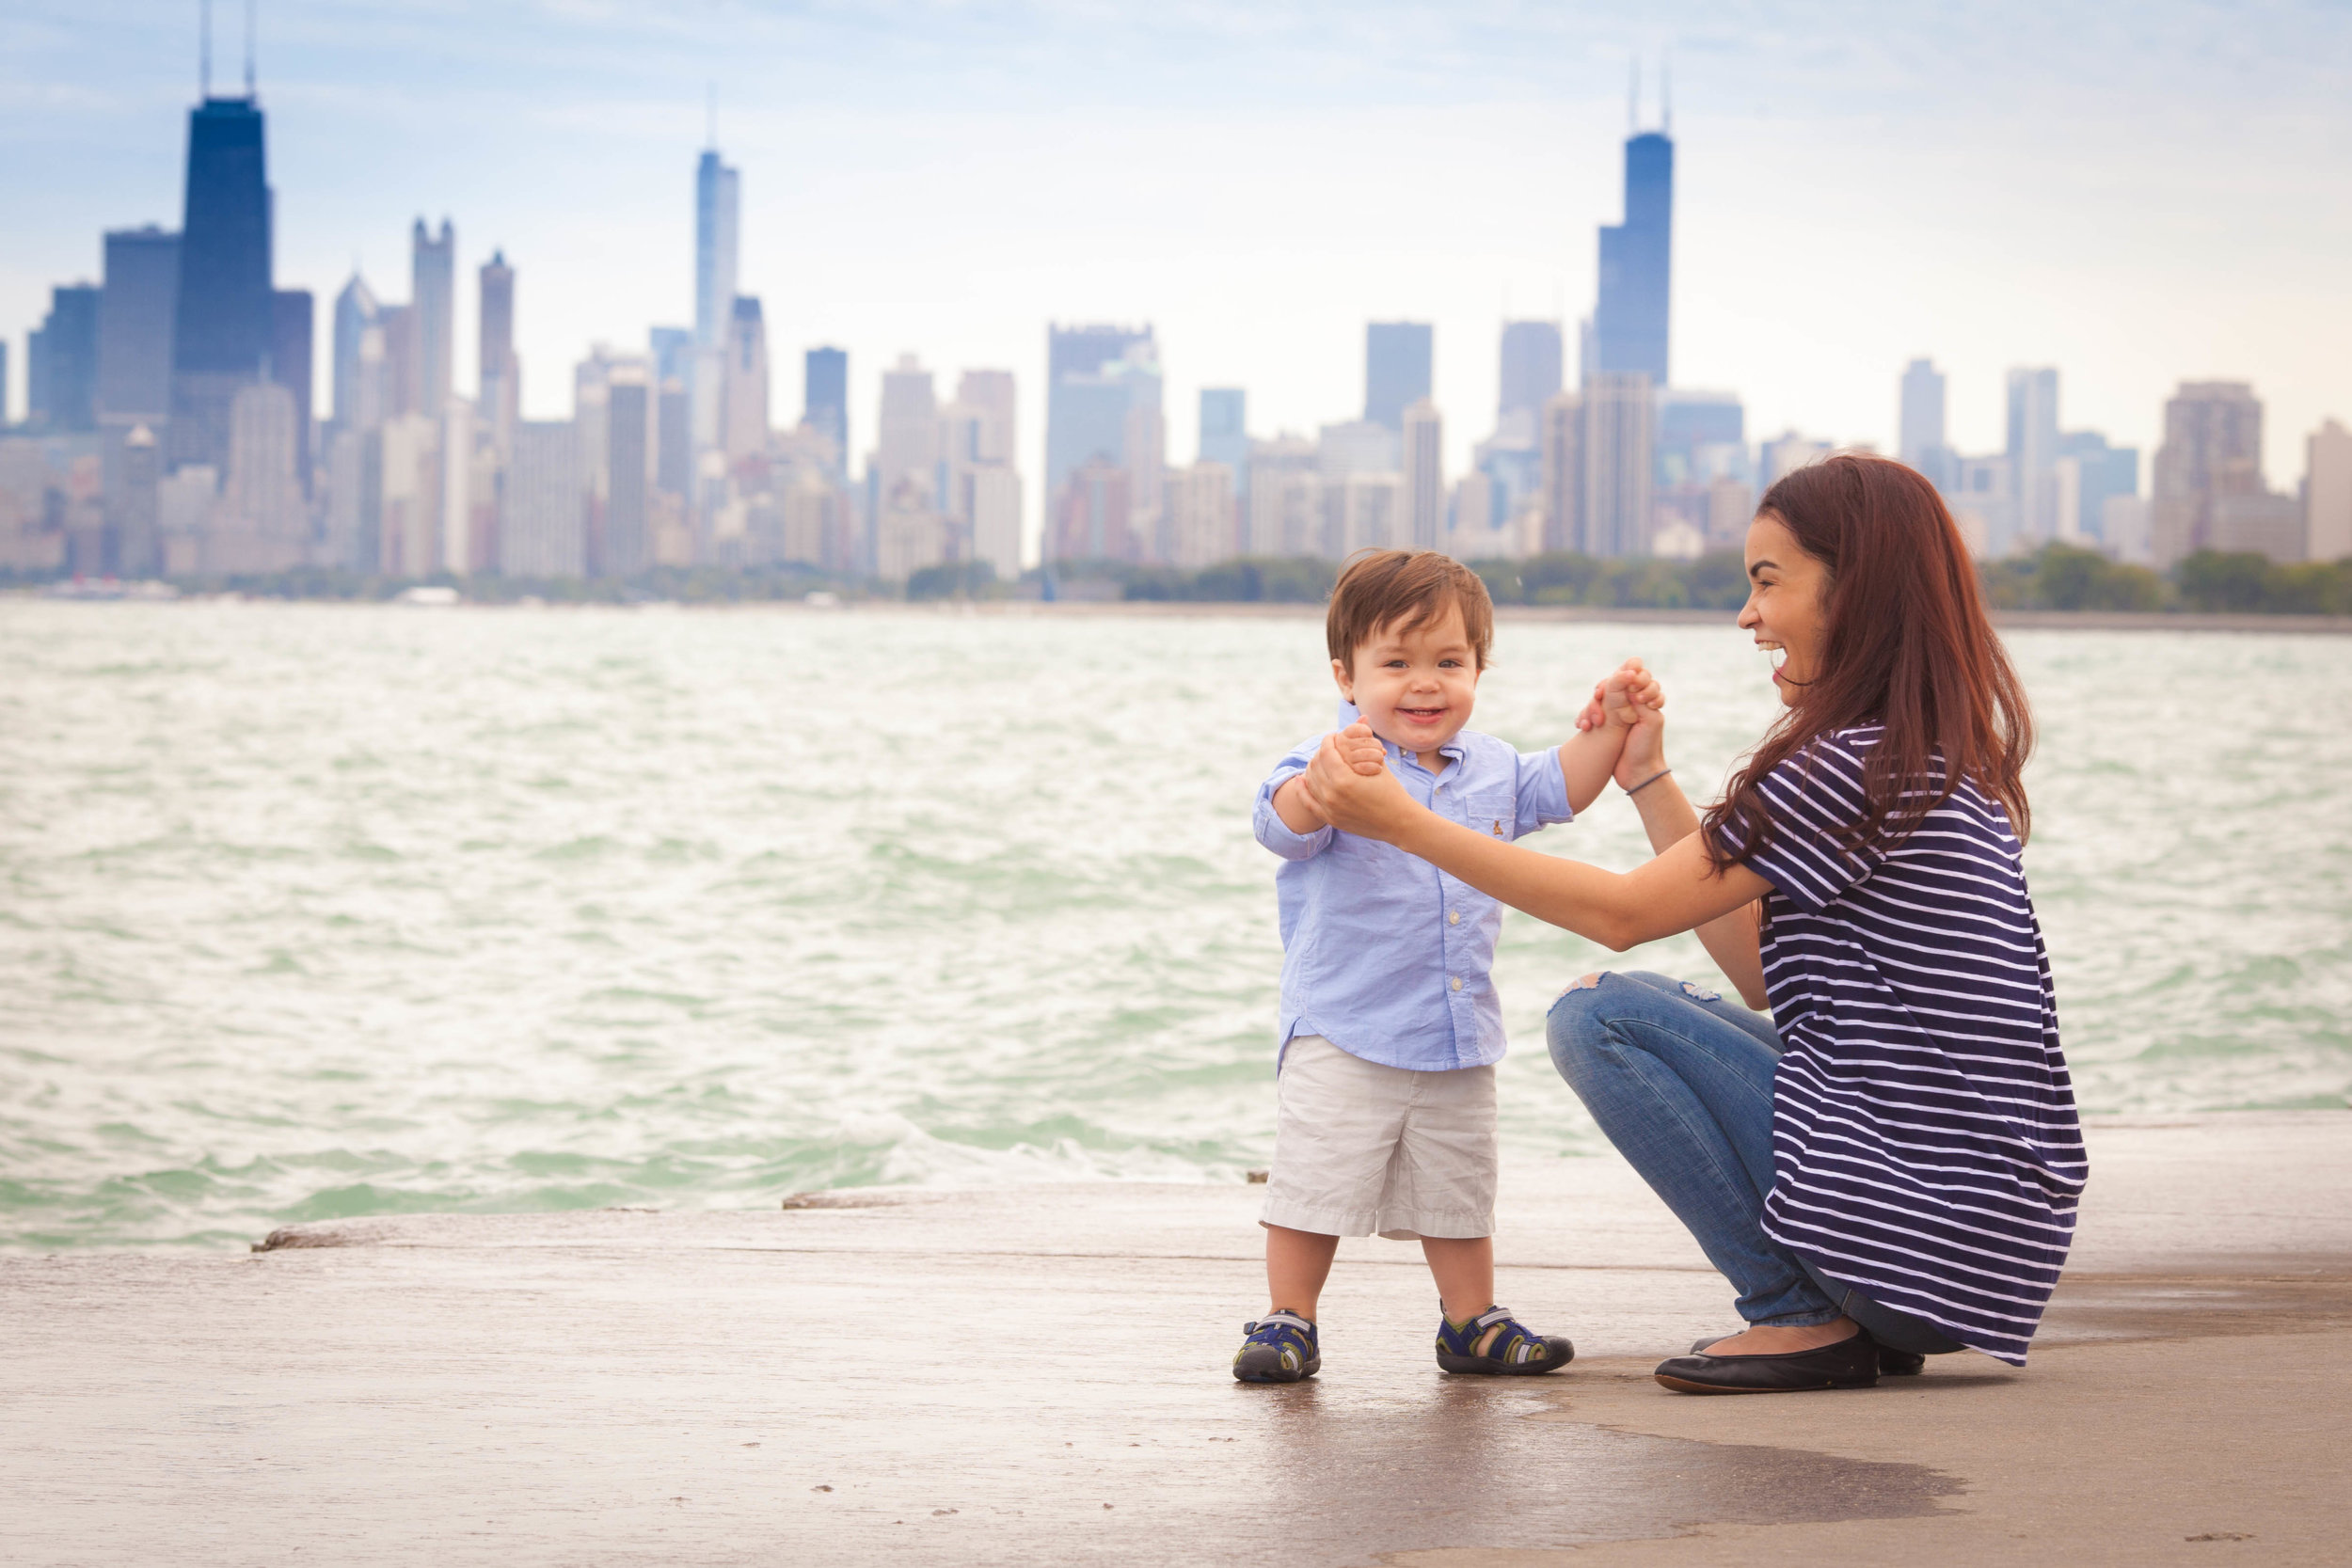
left=1455, top=787, right=1517, bottom=841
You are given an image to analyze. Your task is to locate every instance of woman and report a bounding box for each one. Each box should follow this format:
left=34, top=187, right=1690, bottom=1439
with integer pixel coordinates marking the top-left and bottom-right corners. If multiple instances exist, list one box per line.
left=1301, top=454, right=2085, bottom=1393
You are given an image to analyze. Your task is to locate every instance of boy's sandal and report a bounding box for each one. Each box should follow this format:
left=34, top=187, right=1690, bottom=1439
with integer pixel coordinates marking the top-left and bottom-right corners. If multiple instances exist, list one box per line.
left=1233, top=1309, right=1320, bottom=1383
left=1436, top=1306, right=1573, bottom=1375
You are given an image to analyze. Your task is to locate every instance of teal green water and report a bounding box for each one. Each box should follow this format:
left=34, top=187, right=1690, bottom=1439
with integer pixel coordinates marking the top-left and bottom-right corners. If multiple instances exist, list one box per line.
left=2, top=600, right=2347, bottom=1248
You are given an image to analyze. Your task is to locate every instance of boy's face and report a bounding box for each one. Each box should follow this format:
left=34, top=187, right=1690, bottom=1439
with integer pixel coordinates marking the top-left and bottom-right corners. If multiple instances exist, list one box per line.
left=1331, top=599, right=1482, bottom=761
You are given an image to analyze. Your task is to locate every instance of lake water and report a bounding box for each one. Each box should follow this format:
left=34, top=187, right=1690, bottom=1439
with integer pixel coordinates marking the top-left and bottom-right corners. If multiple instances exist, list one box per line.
left=2, top=599, right=2346, bottom=1248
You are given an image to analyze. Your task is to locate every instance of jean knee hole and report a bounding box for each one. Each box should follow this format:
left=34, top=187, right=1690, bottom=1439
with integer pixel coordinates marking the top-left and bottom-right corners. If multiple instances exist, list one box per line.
left=1680, top=980, right=1722, bottom=1003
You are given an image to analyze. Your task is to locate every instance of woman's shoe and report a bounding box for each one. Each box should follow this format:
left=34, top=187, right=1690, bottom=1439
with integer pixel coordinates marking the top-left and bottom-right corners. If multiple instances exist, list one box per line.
left=1436, top=1306, right=1573, bottom=1375
left=1654, top=1327, right=1880, bottom=1393
left=1690, top=1332, right=1924, bottom=1378
left=1232, top=1310, right=1319, bottom=1383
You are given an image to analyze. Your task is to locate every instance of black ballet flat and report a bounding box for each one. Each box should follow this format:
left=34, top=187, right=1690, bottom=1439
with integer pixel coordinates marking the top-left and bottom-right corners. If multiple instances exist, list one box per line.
left=1655, top=1328, right=1881, bottom=1394
left=1690, top=1332, right=1924, bottom=1378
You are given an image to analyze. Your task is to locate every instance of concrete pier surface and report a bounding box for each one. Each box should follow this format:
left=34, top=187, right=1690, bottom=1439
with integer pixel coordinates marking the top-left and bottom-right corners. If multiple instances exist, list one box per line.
left=5, top=1112, right=2347, bottom=1566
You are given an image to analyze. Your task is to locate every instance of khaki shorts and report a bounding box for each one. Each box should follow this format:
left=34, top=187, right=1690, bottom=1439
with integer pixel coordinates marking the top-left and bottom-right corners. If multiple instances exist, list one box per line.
left=1259, top=1034, right=1499, bottom=1241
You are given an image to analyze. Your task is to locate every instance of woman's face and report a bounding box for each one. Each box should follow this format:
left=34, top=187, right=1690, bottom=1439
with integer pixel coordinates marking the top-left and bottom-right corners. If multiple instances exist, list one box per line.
left=1737, top=512, right=1832, bottom=707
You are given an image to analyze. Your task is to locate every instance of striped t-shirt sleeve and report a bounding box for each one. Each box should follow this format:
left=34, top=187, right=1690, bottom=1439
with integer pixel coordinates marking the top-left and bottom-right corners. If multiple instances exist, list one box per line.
left=1719, top=742, right=1883, bottom=911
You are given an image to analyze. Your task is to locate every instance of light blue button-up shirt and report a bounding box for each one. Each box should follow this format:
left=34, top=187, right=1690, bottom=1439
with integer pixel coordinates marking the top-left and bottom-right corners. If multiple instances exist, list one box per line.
left=1253, top=705, right=1572, bottom=1070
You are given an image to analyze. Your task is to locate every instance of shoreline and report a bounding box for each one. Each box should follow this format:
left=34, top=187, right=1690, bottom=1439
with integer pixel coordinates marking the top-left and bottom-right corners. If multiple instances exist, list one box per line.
left=10, top=588, right=2351, bottom=635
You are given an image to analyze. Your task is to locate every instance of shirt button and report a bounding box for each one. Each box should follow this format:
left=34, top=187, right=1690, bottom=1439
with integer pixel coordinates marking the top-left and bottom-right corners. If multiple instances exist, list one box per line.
left=1450, top=975, right=1463, bottom=991
left=1447, top=911, right=1460, bottom=926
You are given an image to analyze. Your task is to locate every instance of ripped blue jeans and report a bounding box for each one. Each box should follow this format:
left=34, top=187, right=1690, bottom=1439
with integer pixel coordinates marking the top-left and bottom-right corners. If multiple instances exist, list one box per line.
left=1547, top=971, right=1962, bottom=1355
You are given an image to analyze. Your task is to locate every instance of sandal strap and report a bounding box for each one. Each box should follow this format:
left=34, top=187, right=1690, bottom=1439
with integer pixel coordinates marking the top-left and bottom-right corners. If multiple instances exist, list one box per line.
left=1442, top=1305, right=1555, bottom=1364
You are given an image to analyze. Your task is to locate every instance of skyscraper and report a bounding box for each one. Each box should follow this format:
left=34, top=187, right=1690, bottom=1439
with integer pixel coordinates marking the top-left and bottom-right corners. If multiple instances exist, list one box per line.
left=1364, top=322, right=1433, bottom=432
left=602, top=363, right=654, bottom=577
left=30, top=285, right=102, bottom=432
left=1540, top=392, right=1583, bottom=555
left=693, top=148, right=740, bottom=451
left=2056, top=430, right=2137, bottom=545
left=99, top=227, right=180, bottom=423
left=723, top=297, right=769, bottom=464
left=1044, top=324, right=1156, bottom=536
left=1497, top=321, right=1564, bottom=422
left=269, top=289, right=312, bottom=496
left=1199, top=388, right=1248, bottom=478
left=2307, top=420, right=2352, bottom=564
left=1899, top=358, right=1950, bottom=487
left=803, top=347, right=848, bottom=479
left=330, top=274, right=381, bottom=431
left=1400, top=400, right=1445, bottom=552
left=170, top=92, right=273, bottom=472
left=876, top=354, right=939, bottom=503
left=478, top=250, right=516, bottom=447
left=2152, top=381, right=2264, bottom=568
left=1581, top=372, right=1655, bottom=557
left=2005, top=367, right=2059, bottom=550
left=1593, top=130, right=1673, bottom=386
left=410, top=218, right=454, bottom=419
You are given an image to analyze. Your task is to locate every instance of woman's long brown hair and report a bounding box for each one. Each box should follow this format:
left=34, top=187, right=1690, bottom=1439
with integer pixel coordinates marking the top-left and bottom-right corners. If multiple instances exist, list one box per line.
left=1703, top=453, right=2034, bottom=871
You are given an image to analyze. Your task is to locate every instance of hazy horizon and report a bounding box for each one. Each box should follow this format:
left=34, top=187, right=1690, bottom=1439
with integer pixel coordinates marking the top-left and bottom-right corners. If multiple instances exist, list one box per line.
left=6, top=0, right=2348, bottom=541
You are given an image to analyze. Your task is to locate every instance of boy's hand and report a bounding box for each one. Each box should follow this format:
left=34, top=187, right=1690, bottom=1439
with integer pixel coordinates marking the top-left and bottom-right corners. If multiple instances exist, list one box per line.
left=1336, top=720, right=1388, bottom=776
left=1575, top=657, right=1662, bottom=732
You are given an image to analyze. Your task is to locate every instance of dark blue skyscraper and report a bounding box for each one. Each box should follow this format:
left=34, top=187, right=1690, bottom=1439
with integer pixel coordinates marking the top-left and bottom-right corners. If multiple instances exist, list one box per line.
left=1497, top=321, right=1563, bottom=422
left=1593, top=130, right=1673, bottom=388
left=804, top=346, right=849, bottom=479
left=29, top=284, right=102, bottom=432
left=99, top=227, right=180, bottom=422
left=169, top=94, right=274, bottom=471
left=1364, top=322, right=1432, bottom=431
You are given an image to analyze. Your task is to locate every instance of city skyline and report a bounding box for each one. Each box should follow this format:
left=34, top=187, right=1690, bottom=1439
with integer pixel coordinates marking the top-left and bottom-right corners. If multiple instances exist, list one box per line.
left=5, top=2, right=2347, bottom=510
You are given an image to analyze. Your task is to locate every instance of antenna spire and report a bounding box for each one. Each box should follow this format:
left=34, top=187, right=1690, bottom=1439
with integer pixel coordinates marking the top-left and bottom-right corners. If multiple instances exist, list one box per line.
left=244, top=0, right=256, bottom=96
left=1628, top=55, right=1639, bottom=133
left=1661, top=49, right=1672, bottom=133
left=199, top=0, right=212, bottom=97
left=706, top=82, right=717, bottom=149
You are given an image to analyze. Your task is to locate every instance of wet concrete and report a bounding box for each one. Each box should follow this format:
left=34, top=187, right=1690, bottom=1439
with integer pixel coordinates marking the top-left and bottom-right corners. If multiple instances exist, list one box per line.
left=3, top=1112, right=2347, bottom=1566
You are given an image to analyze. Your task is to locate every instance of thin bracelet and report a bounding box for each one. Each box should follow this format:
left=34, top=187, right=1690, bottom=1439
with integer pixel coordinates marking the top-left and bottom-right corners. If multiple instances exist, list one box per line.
left=1627, top=767, right=1674, bottom=796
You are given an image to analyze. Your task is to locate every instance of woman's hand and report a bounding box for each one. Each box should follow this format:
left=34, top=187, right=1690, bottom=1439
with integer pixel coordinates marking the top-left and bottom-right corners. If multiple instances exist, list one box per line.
left=1610, top=671, right=1670, bottom=791
left=1302, top=722, right=1422, bottom=842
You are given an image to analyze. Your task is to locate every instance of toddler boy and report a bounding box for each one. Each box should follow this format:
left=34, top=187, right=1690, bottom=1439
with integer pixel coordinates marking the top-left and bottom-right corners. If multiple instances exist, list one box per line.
left=1234, top=548, right=1658, bottom=1383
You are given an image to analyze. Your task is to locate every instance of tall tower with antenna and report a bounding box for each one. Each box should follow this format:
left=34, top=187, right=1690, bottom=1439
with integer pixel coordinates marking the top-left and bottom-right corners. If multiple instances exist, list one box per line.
left=691, top=90, right=740, bottom=452
left=1592, top=55, right=1675, bottom=388
left=169, top=0, right=275, bottom=473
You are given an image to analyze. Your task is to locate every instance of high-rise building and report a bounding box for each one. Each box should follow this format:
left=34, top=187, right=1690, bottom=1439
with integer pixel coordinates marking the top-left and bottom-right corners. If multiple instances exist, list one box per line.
left=29, top=285, right=102, bottom=432
left=1898, top=358, right=1951, bottom=488
left=1593, top=130, right=1673, bottom=386
left=1402, top=400, right=1443, bottom=551
left=379, top=304, right=417, bottom=419
left=2005, top=367, right=2060, bottom=549
left=1199, top=388, right=1248, bottom=481
left=1364, top=322, right=1433, bottom=432
left=941, top=368, right=1017, bottom=563
left=99, top=228, right=180, bottom=423
left=969, top=466, right=1023, bottom=581
left=111, top=422, right=163, bottom=576
left=1498, top=321, right=1564, bottom=423
left=1581, top=372, right=1655, bottom=557
left=478, top=250, right=517, bottom=449
left=2151, top=381, right=2263, bottom=568
left=213, top=380, right=304, bottom=572
left=501, top=420, right=584, bottom=578
left=649, top=327, right=694, bottom=388
left=1245, top=437, right=1320, bottom=558
left=331, top=274, right=382, bottom=431
left=1540, top=392, right=1583, bottom=555
left=1165, top=461, right=1235, bottom=569
left=270, top=289, right=312, bottom=496
left=0, top=342, right=10, bottom=426
left=2308, top=420, right=2352, bottom=565
left=692, top=148, right=740, bottom=451
left=2055, top=431, right=2137, bottom=546
left=170, top=93, right=273, bottom=472
left=803, top=347, right=848, bottom=479
left=410, top=218, right=454, bottom=419
left=1046, top=324, right=1155, bottom=505
left=723, top=297, right=769, bottom=465
left=877, top=355, right=940, bottom=503
left=1656, top=390, right=1743, bottom=486
left=1052, top=456, right=1136, bottom=562
left=602, top=363, right=654, bottom=577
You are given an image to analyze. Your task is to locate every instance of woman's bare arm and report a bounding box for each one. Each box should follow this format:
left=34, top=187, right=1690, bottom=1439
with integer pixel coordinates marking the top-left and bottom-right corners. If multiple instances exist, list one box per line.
left=1619, top=769, right=1769, bottom=1008
left=1302, top=732, right=1773, bottom=953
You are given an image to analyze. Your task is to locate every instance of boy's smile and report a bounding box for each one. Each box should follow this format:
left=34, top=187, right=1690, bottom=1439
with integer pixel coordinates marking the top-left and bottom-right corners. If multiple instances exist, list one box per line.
left=1332, top=601, right=1482, bottom=771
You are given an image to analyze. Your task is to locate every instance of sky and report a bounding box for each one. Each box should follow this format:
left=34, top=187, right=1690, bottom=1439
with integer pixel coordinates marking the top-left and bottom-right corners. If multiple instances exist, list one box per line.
left=5, top=0, right=2349, bottom=545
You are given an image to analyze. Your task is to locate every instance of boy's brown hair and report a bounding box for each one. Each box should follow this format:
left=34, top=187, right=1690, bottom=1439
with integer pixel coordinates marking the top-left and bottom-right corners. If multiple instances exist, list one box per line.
left=1326, top=548, right=1495, bottom=673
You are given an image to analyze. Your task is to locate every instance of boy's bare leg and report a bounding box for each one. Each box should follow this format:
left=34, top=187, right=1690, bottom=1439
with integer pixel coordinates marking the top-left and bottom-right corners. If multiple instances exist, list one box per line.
left=1422, top=1235, right=1505, bottom=1352
left=1265, top=1225, right=1341, bottom=1317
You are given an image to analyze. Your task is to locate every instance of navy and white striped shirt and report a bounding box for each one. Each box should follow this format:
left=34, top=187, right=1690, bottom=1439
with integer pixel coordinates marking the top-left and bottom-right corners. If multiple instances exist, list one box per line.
left=1724, top=725, right=2086, bottom=1366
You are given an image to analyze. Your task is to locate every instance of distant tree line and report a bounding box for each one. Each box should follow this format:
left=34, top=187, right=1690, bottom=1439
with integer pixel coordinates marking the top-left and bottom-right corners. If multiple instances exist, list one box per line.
left=11, top=546, right=2348, bottom=617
